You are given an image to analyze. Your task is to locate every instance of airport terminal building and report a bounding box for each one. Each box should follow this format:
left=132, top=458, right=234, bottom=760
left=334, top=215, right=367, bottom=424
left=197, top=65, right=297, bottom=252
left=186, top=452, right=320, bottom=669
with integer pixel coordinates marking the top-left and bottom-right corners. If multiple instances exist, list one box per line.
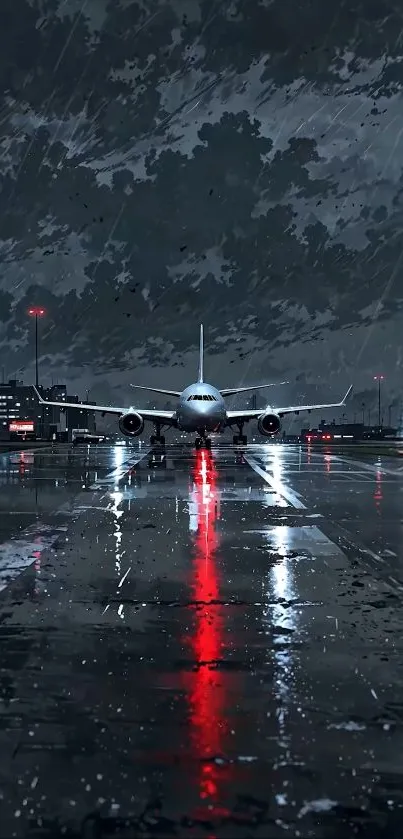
left=0, top=379, right=96, bottom=442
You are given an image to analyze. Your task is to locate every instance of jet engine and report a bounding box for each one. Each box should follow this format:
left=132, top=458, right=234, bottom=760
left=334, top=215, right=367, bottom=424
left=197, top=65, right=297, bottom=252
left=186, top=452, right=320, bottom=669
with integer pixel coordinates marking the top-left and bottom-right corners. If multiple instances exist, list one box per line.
left=257, top=411, right=281, bottom=437
left=118, top=411, right=144, bottom=437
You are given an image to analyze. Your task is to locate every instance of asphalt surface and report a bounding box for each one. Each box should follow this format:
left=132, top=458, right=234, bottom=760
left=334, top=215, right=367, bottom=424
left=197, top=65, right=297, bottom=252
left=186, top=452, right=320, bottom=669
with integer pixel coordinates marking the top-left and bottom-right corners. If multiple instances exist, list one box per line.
left=0, top=442, right=403, bottom=838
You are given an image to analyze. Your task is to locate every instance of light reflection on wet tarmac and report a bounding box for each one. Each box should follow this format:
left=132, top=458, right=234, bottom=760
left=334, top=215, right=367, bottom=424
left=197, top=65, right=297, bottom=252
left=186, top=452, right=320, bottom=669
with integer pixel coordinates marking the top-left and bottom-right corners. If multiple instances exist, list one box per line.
left=0, top=443, right=403, bottom=836
left=186, top=451, right=229, bottom=819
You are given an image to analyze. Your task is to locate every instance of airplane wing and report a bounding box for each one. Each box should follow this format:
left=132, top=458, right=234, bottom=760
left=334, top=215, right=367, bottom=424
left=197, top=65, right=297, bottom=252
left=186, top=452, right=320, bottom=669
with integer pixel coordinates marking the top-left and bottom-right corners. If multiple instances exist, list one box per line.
left=220, top=381, right=288, bottom=397
left=32, top=387, right=176, bottom=424
left=226, top=385, right=353, bottom=423
left=130, top=384, right=181, bottom=397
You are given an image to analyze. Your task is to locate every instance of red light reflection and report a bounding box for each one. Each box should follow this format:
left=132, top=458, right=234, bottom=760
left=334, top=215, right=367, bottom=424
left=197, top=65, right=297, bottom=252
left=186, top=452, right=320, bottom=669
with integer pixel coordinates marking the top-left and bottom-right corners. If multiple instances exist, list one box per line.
left=187, top=449, right=229, bottom=819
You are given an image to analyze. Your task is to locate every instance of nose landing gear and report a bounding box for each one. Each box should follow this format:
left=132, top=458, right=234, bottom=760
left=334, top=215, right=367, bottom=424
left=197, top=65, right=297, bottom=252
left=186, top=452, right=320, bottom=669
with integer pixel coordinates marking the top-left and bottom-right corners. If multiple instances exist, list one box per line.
left=195, top=436, right=212, bottom=450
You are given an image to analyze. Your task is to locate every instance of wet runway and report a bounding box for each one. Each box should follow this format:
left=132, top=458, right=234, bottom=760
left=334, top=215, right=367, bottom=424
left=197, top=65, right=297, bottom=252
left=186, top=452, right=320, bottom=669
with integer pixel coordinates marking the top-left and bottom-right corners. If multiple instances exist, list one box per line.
left=0, top=442, right=403, bottom=837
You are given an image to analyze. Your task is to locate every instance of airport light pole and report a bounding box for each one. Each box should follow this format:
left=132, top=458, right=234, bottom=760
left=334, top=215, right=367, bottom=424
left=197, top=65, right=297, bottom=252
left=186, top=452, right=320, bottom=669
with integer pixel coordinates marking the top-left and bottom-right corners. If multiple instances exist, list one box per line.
left=373, top=374, right=384, bottom=428
left=28, top=307, right=46, bottom=439
left=28, top=307, right=46, bottom=387
left=361, top=402, right=365, bottom=425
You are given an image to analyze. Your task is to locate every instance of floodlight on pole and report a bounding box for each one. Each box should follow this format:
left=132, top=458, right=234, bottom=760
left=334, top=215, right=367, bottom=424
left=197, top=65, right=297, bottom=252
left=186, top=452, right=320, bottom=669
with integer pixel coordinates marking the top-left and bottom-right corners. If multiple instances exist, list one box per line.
left=373, top=374, right=384, bottom=428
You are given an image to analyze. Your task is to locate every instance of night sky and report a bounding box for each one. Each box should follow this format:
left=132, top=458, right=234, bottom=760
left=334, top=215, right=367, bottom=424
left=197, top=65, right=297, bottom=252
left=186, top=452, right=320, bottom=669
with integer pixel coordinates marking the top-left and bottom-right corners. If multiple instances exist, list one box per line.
left=1, top=0, right=402, bottom=419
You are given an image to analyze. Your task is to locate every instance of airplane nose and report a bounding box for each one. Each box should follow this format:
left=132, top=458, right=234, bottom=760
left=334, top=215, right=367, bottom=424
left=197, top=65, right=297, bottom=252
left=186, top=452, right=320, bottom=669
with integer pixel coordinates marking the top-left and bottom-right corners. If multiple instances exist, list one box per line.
left=198, top=402, right=223, bottom=430
left=199, top=402, right=218, bottom=419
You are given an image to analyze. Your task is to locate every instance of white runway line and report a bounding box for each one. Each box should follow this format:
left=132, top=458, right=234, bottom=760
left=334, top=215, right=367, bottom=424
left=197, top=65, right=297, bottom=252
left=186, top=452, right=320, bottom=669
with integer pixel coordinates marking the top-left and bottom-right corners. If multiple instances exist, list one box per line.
left=246, top=525, right=345, bottom=556
left=89, top=449, right=150, bottom=489
left=330, top=454, right=402, bottom=477
left=244, top=455, right=307, bottom=509
left=244, top=451, right=403, bottom=592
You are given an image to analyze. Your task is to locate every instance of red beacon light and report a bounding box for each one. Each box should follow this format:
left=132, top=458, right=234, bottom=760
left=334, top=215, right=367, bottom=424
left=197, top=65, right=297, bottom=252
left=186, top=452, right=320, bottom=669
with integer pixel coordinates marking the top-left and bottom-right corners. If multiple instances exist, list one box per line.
left=28, top=307, right=46, bottom=316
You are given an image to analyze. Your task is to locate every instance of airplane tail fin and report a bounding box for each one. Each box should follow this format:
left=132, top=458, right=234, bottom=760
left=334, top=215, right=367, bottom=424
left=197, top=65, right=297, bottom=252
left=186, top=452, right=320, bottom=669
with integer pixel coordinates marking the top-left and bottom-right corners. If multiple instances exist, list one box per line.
left=198, top=324, right=204, bottom=383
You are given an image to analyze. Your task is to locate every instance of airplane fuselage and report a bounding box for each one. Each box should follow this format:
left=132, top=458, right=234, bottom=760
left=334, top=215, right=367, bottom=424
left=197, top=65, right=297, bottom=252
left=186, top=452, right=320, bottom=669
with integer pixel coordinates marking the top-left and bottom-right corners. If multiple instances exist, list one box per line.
left=176, top=382, right=226, bottom=433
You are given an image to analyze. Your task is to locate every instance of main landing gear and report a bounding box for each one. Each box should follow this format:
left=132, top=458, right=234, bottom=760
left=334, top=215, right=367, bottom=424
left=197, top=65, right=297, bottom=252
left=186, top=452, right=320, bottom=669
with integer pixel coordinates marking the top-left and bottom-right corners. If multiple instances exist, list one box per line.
left=150, top=434, right=165, bottom=446
left=195, top=437, right=211, bottom=450
left=233, top=422, right=247, bottom=446
left=233, top=433, right=247, bottom=445
left=150, top=423, right=165, bottom=446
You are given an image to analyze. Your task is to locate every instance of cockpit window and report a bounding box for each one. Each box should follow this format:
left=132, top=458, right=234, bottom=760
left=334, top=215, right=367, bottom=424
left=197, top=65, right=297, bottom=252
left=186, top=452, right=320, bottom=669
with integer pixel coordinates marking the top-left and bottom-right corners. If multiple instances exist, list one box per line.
left=187, top=394, right=217, bottom=401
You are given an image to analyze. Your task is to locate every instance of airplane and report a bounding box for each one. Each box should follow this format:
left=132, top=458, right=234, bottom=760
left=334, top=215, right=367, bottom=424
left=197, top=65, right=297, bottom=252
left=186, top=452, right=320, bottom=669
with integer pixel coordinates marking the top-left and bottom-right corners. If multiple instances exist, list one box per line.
left=33, top=325, right=353, bottom=450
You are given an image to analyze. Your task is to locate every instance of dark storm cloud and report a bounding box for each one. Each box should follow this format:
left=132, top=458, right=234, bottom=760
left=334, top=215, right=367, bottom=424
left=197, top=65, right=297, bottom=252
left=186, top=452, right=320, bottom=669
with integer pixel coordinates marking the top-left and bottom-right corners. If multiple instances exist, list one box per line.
left=1, top=0, right=403, bottom=409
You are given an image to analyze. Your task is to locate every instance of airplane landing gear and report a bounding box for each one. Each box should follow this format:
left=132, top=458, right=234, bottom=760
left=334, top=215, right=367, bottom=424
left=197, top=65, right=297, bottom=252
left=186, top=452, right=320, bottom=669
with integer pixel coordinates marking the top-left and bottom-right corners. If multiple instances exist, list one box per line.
left=195, top=437, right=211, bottom=450
left=233, top=422, right=247, bottom=445
left=150, top=434, right=165, bottom=446
left=233, top=434, right=247, bottom=445
left=150, top=423, right=165, bottom=446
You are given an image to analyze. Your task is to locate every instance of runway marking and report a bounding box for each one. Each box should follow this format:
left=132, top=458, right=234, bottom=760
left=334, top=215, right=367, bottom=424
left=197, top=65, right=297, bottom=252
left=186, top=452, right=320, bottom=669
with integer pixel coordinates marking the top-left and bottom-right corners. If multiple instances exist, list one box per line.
left=244, top=455, right=307, bottom=509
left=74, top=505, right=111, bottom=512
left=244, top=448, right=403, bottom=593
left=0, top=522, right=68, bottom=594
left=277, top=469, right=371, bottom=474
left=89, top=449, right=150, bottom=489
left=329, top=454, right=402, bottom=477
left=340, top=473, right=373, bottom=482
left=351, top=543, right=403, bottom=591
left=246, top=525, right=344, bottom=556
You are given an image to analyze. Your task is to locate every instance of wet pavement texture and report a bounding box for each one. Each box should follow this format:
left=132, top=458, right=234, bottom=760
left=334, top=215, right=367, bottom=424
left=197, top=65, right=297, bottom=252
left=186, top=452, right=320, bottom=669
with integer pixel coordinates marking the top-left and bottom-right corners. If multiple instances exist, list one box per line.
left=0, top=443, right=402, bottom=837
